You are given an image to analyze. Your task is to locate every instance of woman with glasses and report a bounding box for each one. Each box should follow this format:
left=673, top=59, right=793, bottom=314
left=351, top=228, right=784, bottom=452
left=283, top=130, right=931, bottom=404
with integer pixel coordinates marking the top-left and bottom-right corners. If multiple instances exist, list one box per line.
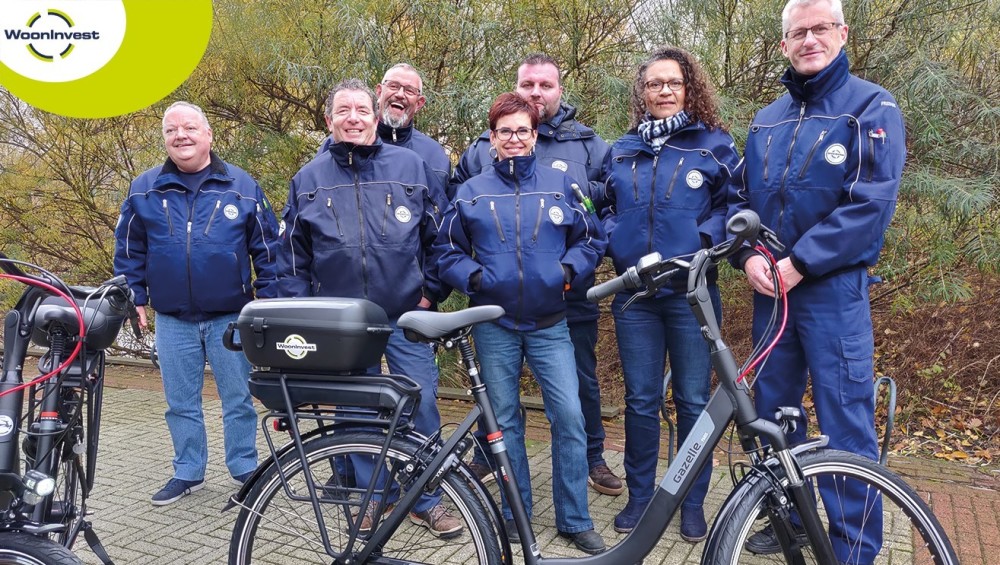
left=435, top=92, right=608, bottom=555
left=598, top=46, right=739, bottom=541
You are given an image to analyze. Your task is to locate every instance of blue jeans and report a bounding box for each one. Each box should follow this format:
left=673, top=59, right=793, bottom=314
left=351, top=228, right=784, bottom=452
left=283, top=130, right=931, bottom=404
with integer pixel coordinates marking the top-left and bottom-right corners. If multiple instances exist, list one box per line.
left=612, top=288, right=720, bottom=510
left=569, top=319, right=607, bottom=468
left=471, top=318, right=607, bottom=470
left=351, top=318, right=443, bottom=512
left=154, top=312, right=258, bottom=481
left=472, top=320, right=593, bottom=533
left=752, top=269, right=881, bottom=563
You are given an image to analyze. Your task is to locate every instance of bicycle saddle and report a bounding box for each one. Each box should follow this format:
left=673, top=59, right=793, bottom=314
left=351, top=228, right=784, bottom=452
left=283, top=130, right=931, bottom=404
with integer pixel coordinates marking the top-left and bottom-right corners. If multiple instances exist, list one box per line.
left=397, top=305, right=505, bottom=341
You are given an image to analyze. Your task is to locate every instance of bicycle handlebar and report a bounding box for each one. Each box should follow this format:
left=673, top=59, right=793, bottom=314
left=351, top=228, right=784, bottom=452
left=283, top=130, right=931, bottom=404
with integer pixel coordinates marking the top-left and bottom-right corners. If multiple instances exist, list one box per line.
left=588, top=211, right=781, bottom=303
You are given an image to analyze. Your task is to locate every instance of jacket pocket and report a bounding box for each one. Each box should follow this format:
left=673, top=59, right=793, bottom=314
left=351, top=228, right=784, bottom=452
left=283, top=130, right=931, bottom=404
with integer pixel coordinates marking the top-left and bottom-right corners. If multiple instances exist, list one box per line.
left=840, top=332, right=874, bottom=403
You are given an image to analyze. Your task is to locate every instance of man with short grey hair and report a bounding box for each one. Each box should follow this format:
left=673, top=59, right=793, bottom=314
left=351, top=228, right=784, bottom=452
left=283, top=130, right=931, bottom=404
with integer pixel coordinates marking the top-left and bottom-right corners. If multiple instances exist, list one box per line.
left=728, top=0, right=906, bottom=559
left=115, top=100, right=279, bottom=505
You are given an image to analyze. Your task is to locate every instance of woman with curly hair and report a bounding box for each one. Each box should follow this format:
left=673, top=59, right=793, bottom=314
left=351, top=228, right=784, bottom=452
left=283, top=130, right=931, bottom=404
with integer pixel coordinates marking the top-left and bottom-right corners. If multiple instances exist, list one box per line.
left=598, top=46, right=739, bottom=541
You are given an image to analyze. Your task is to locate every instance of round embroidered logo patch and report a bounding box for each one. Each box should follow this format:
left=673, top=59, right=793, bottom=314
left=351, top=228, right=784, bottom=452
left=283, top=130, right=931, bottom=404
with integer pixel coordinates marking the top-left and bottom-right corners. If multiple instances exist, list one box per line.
left=224, top=204, right=239, bottom=220
left=824, top=144, right=847, bottom=165
left=551, top=160, right=568, bottom=173
left=394, top=206, right=412, bottom=223
left=686, top=170, right=704, bottom=189
left=548, top=206, right=564, bottom=225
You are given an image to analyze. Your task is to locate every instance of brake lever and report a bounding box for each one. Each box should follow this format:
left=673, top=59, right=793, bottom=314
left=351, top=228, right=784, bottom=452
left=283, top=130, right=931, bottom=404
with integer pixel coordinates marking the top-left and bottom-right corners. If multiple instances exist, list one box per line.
left=621, top=288, right=653, bottom=310
left=760, top=226, right=785, bottom=253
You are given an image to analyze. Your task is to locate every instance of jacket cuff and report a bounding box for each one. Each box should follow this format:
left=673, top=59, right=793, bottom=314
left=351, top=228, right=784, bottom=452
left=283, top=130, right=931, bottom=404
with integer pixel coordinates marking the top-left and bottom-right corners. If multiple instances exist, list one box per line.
left=733, top=248, right=755, bottom=270
left=789, top=254, right=810, bottom=278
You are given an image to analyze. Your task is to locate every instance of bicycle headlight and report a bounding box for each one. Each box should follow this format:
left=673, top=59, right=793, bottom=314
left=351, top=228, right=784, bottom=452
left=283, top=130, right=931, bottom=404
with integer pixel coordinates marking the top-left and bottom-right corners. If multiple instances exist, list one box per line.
left=23, top=469, right=55, bottom=497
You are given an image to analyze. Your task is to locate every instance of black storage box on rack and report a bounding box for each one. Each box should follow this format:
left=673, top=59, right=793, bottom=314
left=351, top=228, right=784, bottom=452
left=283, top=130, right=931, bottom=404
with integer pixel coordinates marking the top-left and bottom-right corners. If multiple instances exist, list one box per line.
left=235, top=297, right=392, bottom=374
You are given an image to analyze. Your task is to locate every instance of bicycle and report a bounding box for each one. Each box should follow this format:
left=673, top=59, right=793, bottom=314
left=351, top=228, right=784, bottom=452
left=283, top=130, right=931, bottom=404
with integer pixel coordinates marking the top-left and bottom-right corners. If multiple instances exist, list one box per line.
left=0, top=255, right=141, bottom=564
left=224, top=211, right=957, bottom=565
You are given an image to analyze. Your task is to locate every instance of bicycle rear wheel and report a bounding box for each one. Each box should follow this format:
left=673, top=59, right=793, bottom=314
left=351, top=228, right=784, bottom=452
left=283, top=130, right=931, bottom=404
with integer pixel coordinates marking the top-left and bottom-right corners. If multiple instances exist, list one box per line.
left=705, top=449, right=957, bottom=565
left=229, top=431, right=501, bottom=565
left=0, top=533, right=82, bottom=564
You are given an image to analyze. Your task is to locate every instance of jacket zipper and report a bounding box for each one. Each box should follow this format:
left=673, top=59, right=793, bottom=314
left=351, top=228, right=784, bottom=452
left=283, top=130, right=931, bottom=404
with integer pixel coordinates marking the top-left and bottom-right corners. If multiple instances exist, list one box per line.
left=762, top=135, right=772, bottom=182
left=490, top=201, right=505, bottom=242
left=511, top=160, right=526, bottom=325
left=778, top=102, right=808, bottom=234
left=531, top=198, right=544, bottom=242
left=203, top=200, right=221, bottom=235
left=631, top=160, right=638, bottom=201
left=162, top=200, right=174, bottom=236
left=381, top=193, right=391, bottom=237
left=647, top=155, right=659, bottom=253
left=350, top=151, right=369, bottom=297
left=797, top=130, right=827, bottom=179
left=327, top=197, right=344, bottom=236
left=666, top=157, right=684, bottom=199
left=233, top=252, right=245, bottom=294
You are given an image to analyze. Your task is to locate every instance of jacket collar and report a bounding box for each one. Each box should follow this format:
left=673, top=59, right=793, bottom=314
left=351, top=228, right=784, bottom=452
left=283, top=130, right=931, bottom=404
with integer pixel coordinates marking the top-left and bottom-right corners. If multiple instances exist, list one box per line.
left=537, top=102, right=591, bottom=141
left=491, top=155, right=536, bottom=182
left=377, top=120, right=414, bottom=145
left=620, top=120, right=707, bottom=154
left=329, top=137, right=383, bottom=168
left=780, top=49, right=851, bottom=103
left=153, top=151, right=230, bottom=190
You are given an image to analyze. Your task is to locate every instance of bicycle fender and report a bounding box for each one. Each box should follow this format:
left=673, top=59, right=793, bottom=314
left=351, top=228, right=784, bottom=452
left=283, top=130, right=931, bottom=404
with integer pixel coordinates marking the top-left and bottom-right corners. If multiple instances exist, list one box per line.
left=701, top=437, right=829, bottom=561
left=456, top=463, right=513, bottom=564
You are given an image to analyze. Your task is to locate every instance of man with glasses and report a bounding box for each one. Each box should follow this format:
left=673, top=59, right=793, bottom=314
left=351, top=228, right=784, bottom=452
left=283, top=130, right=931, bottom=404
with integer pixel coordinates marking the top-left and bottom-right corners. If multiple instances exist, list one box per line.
left=318, top=64, right=450, bottom=190
left=728, top=0, right=905, bottom=560
left=280, top=79, right=458, bottom=537
left=452, top=53, right=621, bottom=499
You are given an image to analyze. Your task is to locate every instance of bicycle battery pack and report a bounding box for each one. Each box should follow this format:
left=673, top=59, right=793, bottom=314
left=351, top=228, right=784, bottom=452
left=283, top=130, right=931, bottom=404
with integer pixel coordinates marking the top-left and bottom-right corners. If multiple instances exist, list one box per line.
left=235, top=297, right=393, bottom=374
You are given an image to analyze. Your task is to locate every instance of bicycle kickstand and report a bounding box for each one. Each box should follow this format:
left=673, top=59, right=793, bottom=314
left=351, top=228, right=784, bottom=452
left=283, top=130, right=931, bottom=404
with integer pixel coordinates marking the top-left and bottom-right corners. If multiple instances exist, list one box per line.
left=81, top=520, right=115, bottom=565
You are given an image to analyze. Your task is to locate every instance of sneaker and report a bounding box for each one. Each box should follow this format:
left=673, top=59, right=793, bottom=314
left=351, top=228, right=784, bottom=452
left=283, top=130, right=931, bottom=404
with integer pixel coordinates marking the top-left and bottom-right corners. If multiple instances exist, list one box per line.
left=745, top=523, right=809, bottom=555
left=557, top=529, right=606, bottom=555
left=352, top=500, right=394, bottom=534
left=587, top=464, right=624, bottom=496
left=467, top=461, right=495, bottom=484
left=409, top=504, right=464, bottom=539
left=230, top=470, right=254, bottom=487
left=680, top=506, right=708, bottom=542
left=151, top=478, right=204, bottom=506
left=504, top=519, right=521, bottom=544
left=613, top=498, right=648, bottom=533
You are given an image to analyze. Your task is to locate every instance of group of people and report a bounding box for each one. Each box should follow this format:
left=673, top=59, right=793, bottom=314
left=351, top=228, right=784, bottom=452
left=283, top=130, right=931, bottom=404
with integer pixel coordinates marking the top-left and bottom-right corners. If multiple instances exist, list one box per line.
left=112, top=0, right=904, bottom=561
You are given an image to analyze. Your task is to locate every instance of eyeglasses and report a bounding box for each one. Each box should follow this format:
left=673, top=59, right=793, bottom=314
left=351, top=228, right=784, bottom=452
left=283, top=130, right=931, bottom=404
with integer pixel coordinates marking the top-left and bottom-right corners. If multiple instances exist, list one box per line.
left=493, top=127, right=535, bottom=141
left=644, top=79, right=685, bottom=93
left=784, top=22, right=843, bottom=41
left=382, top=80, right=421, bottom=97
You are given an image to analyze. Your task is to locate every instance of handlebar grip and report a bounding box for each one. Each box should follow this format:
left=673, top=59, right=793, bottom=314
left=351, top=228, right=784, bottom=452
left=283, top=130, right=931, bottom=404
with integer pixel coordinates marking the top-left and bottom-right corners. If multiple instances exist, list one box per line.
left=587, top=268, right=641, bottom=302
left=726, top=210, right=761, bottom=241
left=222, top=322, right=242, bottom=352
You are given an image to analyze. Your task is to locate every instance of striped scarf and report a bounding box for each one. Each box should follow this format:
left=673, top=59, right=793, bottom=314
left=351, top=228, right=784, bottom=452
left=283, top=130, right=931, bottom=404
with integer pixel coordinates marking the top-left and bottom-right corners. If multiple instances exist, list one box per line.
left=637, top=110, right=691, bottom=154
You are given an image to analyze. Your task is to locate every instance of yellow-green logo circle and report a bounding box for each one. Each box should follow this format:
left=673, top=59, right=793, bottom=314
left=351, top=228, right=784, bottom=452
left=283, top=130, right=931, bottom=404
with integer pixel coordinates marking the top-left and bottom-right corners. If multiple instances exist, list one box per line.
left=0, top=0, right=212, bottom=118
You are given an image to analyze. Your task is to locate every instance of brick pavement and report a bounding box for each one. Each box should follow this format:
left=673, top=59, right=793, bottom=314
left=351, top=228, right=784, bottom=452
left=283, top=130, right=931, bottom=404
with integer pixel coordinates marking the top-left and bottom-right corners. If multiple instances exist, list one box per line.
left=75, top=369, right=999, bottom=564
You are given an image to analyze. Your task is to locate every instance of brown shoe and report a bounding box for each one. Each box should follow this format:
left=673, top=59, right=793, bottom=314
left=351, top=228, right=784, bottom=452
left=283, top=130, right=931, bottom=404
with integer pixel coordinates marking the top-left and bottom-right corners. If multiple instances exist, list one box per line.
left=352, top=500, right=394, bottom=534
left=588, top=464, right=624, bottom=496
left=409, top=504, right=464, bottom=539
left=467, top=461, right=495, bottom=484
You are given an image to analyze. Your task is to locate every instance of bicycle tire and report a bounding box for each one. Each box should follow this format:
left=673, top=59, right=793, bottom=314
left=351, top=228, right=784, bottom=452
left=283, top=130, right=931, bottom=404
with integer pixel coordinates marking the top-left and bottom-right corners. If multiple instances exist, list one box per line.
left=0, top=532, right=82, bottom=565
left=50, top=387, right=85, bottom=548
left=229, top=431, right=502, bottom=565
left=705, top=449, right=958, bottom=565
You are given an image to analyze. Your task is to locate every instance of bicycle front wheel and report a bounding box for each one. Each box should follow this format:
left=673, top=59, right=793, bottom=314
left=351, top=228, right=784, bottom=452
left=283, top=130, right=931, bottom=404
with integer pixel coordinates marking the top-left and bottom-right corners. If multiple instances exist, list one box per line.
left=229, top=431, right=501, bottom=565
left=0, top=533, right=82, bottom=565
left=706, top=449, right=957, bottom=565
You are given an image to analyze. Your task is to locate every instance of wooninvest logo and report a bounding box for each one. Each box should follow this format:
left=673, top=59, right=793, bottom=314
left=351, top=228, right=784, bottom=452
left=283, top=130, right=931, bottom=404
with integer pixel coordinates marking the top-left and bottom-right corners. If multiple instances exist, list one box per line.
left=0, top=1, right=125, bottom=83
left=0, top=0, right=213, bottom=118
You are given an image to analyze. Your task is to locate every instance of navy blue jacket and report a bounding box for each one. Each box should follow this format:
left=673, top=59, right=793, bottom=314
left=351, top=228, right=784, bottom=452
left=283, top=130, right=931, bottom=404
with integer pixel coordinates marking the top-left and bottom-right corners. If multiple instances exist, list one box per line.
left=437, top=155, right=607, bottom=331
left=728, top=51, right=906, bottom=278
left=318, top=121, right=451, bottom=192
left=451, top=103, right=610, bottom=323
left=279, top=139, right=446, bottom=319
left=601, top=123, right=739, bottom=295
left=113, top=153, right=279, bottom=321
